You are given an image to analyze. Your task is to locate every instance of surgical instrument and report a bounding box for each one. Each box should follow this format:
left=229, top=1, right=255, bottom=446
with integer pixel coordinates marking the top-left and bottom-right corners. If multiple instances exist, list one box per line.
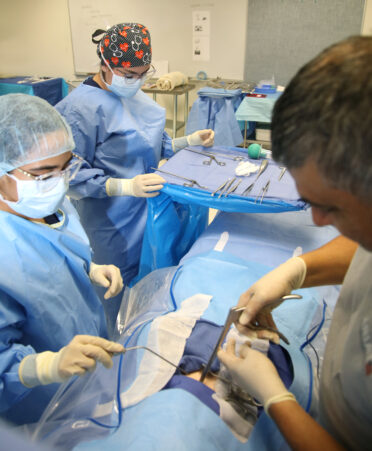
left=278, top=167, right=287, bottom=181
left=199, top=294, right=302, bottom=383
left=209, top=369, right=262, bottom=409
left=185, top=148, right=226, bottom=166
left=241, top=183, right=254, bottom=196
left=218, top=177, right=236, bottom=198
left=151, top=167, right=208, bottom=190
left=254, top=159, right=269, bottom=181
left=121, top=346, right=187, bottom=374
left=211, top=179, right=229, bottom=197
left=210, top=151, right=246, bottom=162
left=225, top=179, right=242, bottom=197
left=240, top=160, right=268, bottom=197
left=255, top=180, right=270, bottom=204
left=122, top=346, right=263, bottom=406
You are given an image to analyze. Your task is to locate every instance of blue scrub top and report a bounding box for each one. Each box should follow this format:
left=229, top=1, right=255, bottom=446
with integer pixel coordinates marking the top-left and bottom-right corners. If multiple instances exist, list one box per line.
left=0, top=199, right=107, bottom=425
left=56, top=80, right=174, bottom=334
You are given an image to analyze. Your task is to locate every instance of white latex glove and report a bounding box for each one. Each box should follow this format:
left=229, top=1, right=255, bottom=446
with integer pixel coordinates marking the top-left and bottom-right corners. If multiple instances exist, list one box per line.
left=237, top=257, right=306, bottom=338
left=19, top=335, right=125, bottom=387
left=106, top=174, right=165, bottom=198
left=218, top=338, right=288, bottom=406
left=89, top=262, right=123, bottom=300
left=187, top=129, right=215, bottom=147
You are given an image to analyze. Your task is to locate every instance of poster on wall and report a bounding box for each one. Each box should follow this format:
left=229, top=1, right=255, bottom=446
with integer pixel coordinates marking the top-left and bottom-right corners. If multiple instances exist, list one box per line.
left=192, top=10, right=210, bottom=61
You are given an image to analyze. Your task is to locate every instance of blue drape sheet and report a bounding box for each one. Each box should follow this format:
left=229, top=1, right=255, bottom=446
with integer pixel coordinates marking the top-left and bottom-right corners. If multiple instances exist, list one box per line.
left=136, top=146, right=306, bottom=282
left=30, top=249, right=333, bottom=451
left=0, top=77, right=69, bottom=105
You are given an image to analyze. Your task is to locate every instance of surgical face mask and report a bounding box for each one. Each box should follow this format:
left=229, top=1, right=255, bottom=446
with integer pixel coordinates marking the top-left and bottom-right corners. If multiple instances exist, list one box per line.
left=0, top=174, right=69, bottom=219
left=103, top=71, right=144, bottom=99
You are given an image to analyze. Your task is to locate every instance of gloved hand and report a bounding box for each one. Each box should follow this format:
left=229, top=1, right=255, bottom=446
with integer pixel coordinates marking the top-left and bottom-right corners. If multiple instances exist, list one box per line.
left=89, top=262, right=123, bottom=299
left=106, top=174, right=166, bottom=198
left=19, top=335, right=125, bottom=387
left=237, top=257, right=306, bottom=338
left=218, top=338, right=289, bottom=406
left=187, top=129, right=215, bottom=147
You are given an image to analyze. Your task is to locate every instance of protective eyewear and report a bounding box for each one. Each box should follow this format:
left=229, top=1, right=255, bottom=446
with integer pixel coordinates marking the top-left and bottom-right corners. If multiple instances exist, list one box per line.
left=13, top=152, right=84, bottom=182
left=115, top=65, right=156, bottom=84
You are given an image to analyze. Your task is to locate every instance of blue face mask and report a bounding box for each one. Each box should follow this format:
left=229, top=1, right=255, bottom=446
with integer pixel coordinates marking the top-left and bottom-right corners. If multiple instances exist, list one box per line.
left=0, top=175, right=68, bottom=218
left=99, top=46, right=146, bottom=99
left=105, top=73, right=144, bottom=98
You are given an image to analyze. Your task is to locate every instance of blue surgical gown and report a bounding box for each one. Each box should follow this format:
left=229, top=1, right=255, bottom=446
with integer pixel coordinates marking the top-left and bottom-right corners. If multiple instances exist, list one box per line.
left=0, top=199, right=107, bottom=425
left=185, top=88, right=245, bottom=146
left=56, top=82, right=174, bottom=332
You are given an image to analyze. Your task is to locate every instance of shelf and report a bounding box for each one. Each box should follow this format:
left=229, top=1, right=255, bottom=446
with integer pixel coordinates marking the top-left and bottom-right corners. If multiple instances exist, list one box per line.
left=243, top=139, right=272, bottom=149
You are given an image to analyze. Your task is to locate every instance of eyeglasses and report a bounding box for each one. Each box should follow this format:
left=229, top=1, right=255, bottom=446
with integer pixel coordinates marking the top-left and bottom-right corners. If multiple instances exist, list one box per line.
left=115, top=65, right=156, bottom=84
left=13, top=152, right=84, bottom=182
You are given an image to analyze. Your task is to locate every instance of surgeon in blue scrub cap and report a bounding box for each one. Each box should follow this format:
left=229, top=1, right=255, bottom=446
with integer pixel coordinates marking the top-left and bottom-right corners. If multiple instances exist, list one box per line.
left=56, top=23, right=214, bottom=333
left=0, top=94, right=125, bottom=425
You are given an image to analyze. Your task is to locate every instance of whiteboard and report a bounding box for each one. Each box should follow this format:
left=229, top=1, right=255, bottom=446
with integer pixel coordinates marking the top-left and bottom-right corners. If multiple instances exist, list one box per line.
left=68, top=0, right=248, bottom=79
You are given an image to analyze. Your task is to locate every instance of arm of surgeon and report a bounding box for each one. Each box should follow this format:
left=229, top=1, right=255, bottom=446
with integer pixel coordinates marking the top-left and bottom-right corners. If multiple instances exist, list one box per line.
left=220, top=236, right=358, bottom=450
left=300, top=235, right=357, bottom=287
left=268, top=235, right=356, bottom=450
left=269, top=401, right=345, bottom=451
left=237, top=235, right=357, bottom=330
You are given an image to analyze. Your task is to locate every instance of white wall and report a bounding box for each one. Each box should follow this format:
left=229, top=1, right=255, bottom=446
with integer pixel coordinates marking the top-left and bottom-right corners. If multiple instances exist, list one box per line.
left=0, top=0, right=75, bottom=80
left=1, top=0, right=371, bottom=80
left=362, top=0, right=372, bottom=35
left=0, top=0, right=370, bottom=135
left=0, top=0, right=245, bottom=135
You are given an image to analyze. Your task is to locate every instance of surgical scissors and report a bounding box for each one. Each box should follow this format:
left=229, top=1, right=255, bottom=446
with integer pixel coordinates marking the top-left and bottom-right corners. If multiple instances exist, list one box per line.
left=199, top=294, right=302, bottom=383
left=151, top=167, right=208, bottom=190
left=185, top=148, right=226, bottom=166
left=211, top=151, right=246, bottom=162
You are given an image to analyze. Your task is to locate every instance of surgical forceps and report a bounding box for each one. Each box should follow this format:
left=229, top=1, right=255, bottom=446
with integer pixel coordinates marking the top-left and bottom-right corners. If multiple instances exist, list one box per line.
left=255, top=180, right=270, bottom=204
left=185, top=148, right=226, bottom=166
left=199, top=294, right=302, bottom=383
left=211, top=179, right=229, bottom=197
left=225, top=179, right=242, bottom=196
left=240, top=160, right=269, bottom=197
left=255, top=159, right=269, bottom=181
left=151, top=167, right=208, bottom=190
left=278, top=166, right=287, bottom=181
left=218, top=178, right=236, bottom=198
left=241, top=183, right=254, bottom=196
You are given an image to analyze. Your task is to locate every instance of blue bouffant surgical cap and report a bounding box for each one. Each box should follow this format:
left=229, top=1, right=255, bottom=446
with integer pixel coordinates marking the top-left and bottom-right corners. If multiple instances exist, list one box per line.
left=0, top=94, right=75, bottom=177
